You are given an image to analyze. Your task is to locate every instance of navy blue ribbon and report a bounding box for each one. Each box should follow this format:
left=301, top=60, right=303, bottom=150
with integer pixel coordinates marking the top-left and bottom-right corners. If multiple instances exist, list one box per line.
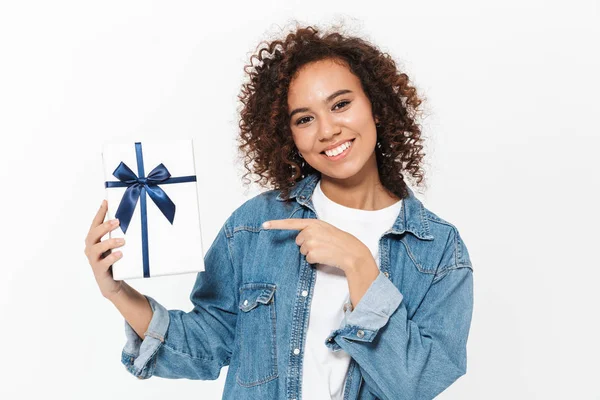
left=104, top=142, right=197, bottom=278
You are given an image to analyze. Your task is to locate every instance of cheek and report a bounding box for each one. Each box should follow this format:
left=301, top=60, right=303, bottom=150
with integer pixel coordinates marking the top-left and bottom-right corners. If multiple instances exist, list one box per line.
left=291, top=135, right=306, bottom=151
left=339, top=107, right=373, bottom=130
left=339, top=114, right=377, bottom=143
left=292, top=133, right=316, bottom=153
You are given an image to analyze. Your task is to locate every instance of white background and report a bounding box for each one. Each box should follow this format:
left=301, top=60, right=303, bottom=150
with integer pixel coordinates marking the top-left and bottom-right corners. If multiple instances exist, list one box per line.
left=1, top=1, right=598, bottom=399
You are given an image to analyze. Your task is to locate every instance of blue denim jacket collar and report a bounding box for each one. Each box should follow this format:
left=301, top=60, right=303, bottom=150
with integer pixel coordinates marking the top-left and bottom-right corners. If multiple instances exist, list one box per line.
left=276, top=172, right=434, bottom=241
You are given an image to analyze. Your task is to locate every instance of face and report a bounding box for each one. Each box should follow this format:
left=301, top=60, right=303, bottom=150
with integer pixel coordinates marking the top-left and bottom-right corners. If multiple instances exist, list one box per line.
left=287, top=59, right=379, bottom=181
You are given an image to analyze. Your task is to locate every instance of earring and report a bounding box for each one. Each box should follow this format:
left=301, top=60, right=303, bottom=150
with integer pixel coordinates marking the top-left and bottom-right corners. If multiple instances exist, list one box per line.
left=297, top=150, right=304, bottom=159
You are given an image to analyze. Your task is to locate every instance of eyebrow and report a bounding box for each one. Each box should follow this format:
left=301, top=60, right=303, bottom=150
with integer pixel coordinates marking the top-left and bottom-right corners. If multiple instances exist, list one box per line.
left=289, top=89, right=354, bottom=120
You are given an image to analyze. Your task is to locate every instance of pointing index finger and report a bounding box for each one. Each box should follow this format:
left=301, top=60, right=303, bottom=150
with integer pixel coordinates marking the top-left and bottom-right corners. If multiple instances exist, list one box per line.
left=262, top=218, right=312, bottom=231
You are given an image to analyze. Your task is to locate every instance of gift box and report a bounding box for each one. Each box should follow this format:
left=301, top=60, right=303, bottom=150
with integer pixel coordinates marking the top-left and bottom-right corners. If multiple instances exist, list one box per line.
left=101, top=139, right=205, bottom=280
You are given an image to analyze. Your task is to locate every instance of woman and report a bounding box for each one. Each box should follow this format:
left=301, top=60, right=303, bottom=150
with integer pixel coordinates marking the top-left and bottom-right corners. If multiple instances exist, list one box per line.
left=84, top=24, right=474, bottom=400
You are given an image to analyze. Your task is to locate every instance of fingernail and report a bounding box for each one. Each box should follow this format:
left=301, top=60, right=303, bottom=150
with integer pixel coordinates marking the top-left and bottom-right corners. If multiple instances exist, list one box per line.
left=262, top=221, right=270, bottom=229
left=112, top=219, right=119, bottom=225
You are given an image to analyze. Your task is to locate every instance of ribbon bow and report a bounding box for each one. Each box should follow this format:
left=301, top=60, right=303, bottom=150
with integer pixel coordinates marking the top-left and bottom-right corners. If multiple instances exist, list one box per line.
left=111, top=161, right=176, bottom=234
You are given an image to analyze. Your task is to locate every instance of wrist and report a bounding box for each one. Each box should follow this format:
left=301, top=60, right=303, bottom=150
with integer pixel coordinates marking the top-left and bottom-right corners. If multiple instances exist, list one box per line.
left=345, top=254, right=378, bottom=278
left=105, top=281, right=125, bottom=302
left=345, top=255, right=379, bottom=308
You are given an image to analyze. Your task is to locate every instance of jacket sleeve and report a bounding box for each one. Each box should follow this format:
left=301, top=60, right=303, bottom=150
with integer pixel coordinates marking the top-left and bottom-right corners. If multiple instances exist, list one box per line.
left=120, top=217, right=240, bottom=380
left=325, top=228, right=474, bottom=400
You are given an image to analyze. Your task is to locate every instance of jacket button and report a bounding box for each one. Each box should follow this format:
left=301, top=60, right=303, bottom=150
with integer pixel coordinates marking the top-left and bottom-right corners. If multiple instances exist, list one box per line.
left=301, top=290, right=308, bottom=297
left=243, top=299, right=248, bottom=306
left=383, top=271, right=389, bottom=278
left=357, top=330, right=365, bottom=338
left=293, top=348, right=300, bottom=355
left=299, top=195, right=306, bottom=200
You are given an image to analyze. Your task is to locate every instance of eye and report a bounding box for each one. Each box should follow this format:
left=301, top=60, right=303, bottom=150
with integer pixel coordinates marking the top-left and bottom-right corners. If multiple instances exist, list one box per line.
left=295, top=116, right=312, bottom=126
left=294, top=100, right=351, bottom=126
left=333, top=100, right=350, bottom=110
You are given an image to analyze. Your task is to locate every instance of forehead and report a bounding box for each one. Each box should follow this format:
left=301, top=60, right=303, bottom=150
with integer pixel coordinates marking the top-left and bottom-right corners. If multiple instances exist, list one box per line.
left=288, top=59, right=362, bottom=105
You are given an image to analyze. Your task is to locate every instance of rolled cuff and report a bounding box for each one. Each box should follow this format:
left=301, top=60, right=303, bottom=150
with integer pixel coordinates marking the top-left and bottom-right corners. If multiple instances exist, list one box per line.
left=325, top=271, right=403, bottom=351
left=121, top=295, right=170, bottom=379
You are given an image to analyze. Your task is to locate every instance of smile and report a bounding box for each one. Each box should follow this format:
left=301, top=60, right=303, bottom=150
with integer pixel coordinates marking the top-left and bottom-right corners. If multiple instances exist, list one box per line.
left=321, top=139, right=355, bottom=161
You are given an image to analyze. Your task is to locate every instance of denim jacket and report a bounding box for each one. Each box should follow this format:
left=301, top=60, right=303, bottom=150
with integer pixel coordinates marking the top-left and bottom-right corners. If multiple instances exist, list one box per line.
left=121, top=172, right=474, bottom=400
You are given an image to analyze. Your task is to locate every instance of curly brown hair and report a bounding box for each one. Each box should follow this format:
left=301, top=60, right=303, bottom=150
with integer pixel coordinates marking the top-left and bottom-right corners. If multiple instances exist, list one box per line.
left=236, top=23, right=427, bottom=201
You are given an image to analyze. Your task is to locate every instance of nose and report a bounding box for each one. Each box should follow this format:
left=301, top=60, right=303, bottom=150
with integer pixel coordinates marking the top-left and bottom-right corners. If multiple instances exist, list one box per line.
left=318, top=115, right=341, bottom=142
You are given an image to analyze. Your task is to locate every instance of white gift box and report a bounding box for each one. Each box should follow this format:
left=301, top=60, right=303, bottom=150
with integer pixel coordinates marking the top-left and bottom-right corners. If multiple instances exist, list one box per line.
left=101, top=139, right=205, bottom=280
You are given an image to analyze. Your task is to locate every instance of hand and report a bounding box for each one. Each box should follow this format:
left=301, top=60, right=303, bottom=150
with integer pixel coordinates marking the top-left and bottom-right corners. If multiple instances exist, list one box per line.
left=83, top=200, right=126, bottom=299
left=262, top=218, right=370, bottom=273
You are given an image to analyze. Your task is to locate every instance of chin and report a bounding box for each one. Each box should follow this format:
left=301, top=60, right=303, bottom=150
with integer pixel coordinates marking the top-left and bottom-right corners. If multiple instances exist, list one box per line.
left=318, top=165, right=362, bottom=181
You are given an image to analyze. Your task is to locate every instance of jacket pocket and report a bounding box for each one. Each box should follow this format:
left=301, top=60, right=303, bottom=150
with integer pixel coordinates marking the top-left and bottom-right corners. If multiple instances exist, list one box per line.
left=236, top=282, right=278, bottom=387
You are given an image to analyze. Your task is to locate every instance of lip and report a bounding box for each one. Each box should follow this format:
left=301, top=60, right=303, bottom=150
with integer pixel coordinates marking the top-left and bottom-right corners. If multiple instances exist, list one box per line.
left=321, top=139, right=354, bottom=161
left=321, top=139, right=354, bottom=152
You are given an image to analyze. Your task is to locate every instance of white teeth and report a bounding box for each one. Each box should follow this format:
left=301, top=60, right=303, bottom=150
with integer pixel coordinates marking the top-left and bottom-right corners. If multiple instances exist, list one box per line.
left=325, top=141, right=352, bottom=157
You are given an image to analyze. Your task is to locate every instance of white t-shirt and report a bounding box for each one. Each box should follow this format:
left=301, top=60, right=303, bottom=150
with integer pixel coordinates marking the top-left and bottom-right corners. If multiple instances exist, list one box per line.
left=301, top=179, right=402, bottom=399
